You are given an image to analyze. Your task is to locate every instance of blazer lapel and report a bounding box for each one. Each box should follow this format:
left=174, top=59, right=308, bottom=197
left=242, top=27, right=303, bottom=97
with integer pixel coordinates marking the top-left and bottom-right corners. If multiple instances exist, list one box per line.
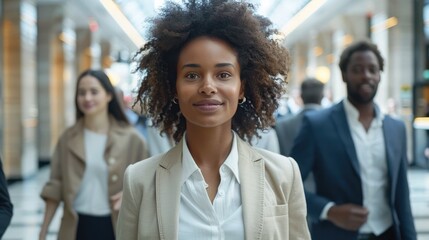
left=382, top=117, right=399, bottom=201
left=331, top=103, right=360, bottom=176
left=67, top=120, right=85, bottom=162
left=156, top=140, right=183, bottom=240
left=237, top=138, right=264, bottom=240
left=104, top=116, right=126, bottom=156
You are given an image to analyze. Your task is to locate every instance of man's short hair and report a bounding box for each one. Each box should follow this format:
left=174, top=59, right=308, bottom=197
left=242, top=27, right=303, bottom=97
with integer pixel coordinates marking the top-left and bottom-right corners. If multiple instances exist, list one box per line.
left=300, top=78, right=325, bottom=105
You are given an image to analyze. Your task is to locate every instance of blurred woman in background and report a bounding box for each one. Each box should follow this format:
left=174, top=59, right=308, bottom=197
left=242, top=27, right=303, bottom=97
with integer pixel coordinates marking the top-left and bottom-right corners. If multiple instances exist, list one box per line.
left=39, top=69, right=148, bottom=240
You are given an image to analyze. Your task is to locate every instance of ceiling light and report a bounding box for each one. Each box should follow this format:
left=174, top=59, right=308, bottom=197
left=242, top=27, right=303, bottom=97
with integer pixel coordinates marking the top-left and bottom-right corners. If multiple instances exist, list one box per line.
left=371, top=17, right=398, bottom=32
left=280, top=0, right=327, bottom=37
left=99, top=0, right=145, bottom=48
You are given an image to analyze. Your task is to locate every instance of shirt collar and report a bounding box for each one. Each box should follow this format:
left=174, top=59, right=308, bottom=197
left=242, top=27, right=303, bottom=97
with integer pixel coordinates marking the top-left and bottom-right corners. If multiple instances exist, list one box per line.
left=343, top=98, right=384, bottom=125
left=181, top=132, right=240, bottom=185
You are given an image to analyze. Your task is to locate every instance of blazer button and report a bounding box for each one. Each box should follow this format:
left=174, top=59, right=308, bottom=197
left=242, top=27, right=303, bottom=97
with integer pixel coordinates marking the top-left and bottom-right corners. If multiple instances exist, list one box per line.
left=111, top=174, right=118, bottom=182
left=108, top=157, right=116, bottom=165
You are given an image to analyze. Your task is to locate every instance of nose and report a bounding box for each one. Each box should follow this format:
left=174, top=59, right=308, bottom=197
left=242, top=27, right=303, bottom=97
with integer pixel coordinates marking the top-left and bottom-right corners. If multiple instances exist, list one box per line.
left=361, top=68, right=374, bottom=83
left=199, top=76, right=217, bottom=95
left=84, top=92, right=92, bottom=101
left=363, top=69, right=372, bottom=78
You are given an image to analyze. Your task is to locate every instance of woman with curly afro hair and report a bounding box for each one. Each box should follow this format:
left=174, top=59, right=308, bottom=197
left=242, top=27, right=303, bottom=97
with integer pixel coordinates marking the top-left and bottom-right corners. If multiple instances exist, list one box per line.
left=117, top=0, right=310, bottom=239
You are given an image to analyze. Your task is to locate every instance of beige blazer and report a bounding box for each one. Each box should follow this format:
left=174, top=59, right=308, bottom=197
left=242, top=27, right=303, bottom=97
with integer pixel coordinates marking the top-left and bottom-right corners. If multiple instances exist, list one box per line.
left=40, top=117, right=148, bottom=240
left=117, top=137, right=310, bottom=240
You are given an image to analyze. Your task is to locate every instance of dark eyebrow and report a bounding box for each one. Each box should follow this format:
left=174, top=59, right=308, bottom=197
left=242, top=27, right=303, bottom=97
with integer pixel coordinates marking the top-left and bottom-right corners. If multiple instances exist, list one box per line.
left=181, top=63, right=200, bottom=69
left=181, top=63, right=235, bottom=70
left=215, top=63, right=234, bottom=68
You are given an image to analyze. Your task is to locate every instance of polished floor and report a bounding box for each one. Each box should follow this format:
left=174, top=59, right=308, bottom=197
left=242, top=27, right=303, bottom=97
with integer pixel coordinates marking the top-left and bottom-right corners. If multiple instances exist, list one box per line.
left=2, top=167, right=429, bottom=239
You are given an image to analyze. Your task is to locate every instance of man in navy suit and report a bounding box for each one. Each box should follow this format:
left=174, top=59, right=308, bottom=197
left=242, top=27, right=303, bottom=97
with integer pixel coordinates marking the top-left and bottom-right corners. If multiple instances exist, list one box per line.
left=291, top=40, right=416, bottom=240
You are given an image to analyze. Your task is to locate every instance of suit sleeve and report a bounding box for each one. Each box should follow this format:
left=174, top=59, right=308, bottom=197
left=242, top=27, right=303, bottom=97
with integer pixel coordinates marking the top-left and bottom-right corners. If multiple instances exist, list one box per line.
left=275, top=123, right=288, bottom=156
left=116, top=166, right=138, bottom=239
left=288, top=158, right=311, bottom=240
left=290, top=115, right=332, bottom=219
left=0, top=158, right=12, bottom=238
left=395, top=123, right=417, bottom=240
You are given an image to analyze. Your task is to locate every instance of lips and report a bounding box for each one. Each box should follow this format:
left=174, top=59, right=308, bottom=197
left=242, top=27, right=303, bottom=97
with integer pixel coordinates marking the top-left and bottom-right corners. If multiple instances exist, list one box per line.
left=81, top=103, right=96, bottom=110
left=193, top=99, right=223, bottom=112
left=360, top=84, right=374, bottom=93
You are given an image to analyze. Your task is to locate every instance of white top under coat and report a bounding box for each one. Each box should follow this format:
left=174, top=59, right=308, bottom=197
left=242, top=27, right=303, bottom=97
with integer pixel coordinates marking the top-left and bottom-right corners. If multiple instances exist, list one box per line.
left=179, top=132, right=245, bottom=240
left=73, top=128, right=110, bottom=215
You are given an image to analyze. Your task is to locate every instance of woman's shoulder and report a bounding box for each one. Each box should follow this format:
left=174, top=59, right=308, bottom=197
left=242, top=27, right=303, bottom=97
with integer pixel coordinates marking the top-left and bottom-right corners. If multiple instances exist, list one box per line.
left=57, top=121, right=83, bottom=141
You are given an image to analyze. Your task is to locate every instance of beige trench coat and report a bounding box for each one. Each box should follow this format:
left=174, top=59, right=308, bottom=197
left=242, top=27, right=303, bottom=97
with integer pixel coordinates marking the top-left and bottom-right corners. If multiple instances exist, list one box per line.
left=41, top=117, right=149, bottom=240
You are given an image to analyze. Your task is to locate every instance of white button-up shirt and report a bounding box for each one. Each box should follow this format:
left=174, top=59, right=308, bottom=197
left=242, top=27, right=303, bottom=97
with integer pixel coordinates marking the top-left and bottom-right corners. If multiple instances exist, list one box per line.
left=343, top=99, right=393, bottom=235
left=74, top=129, right=110, bottom=215
left=178, top=133, right=245, bottom=240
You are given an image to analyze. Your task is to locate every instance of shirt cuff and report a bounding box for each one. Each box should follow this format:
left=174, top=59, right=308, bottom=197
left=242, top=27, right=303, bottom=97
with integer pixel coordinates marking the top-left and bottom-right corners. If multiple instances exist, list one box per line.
left=320, top=202, right=335, bottom=220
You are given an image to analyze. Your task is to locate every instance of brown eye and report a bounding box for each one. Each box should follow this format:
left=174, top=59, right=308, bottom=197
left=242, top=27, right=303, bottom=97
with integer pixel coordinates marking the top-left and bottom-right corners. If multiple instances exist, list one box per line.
left=218, top=72, right=231, bottom=79
left=185, top=72, right=199, bottom=80
left=78, top=90, right=86, bottom=96
left=351, top=66, right=363, bottom=74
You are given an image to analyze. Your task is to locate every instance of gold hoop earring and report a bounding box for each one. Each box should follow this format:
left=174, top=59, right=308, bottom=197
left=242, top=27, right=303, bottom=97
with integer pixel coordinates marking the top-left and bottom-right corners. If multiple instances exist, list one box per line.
left=238, top=97, right=246, bottom=105
left=172, top=98, right=178, bottom=104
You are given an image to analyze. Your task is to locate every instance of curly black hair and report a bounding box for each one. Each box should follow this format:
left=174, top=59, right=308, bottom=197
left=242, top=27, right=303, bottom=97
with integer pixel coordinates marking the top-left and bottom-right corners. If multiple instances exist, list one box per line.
left=134, top=0, right=290, bottom=142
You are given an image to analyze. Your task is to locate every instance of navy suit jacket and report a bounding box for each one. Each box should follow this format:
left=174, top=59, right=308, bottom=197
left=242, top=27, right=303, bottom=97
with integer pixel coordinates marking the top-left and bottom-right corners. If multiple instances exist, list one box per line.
left=290, top=101, right=416, bottom=240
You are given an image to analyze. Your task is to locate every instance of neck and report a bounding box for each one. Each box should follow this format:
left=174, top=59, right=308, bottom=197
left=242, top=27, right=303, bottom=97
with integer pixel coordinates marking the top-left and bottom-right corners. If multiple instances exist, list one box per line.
left=348, top=99, right=375, bottom=119
left=185, top=126, right=233, bottom=168
left=83, top=112, right=110, bottom=134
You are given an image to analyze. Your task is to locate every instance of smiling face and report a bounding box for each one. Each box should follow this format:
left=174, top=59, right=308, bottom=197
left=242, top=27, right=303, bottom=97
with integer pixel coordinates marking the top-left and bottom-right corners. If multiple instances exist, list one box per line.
left=76, top=75, right=112, bottom=118
left=343, top=50, right=381, bottom=105
left=176, top=36, right=244, bottom=130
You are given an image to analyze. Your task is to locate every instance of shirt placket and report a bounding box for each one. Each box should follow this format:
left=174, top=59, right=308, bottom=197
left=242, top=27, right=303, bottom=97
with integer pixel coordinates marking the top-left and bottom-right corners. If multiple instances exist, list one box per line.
left=194, top=172, right=221, bottom=240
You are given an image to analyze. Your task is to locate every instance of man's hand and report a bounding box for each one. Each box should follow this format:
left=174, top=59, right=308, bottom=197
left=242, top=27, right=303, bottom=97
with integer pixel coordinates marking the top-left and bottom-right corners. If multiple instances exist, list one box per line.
left=327, top=204, right=368, bottom=231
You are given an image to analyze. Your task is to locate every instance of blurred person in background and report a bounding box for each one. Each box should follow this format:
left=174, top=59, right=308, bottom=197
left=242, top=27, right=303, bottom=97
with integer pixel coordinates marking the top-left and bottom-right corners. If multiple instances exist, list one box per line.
left=285, top=88, right=303, bottom=116
left=276, top=77, right=324, bottom=156
left=115, top=87, right=148, bottom=140
left=39, top=70, right=148, bottom=240
left=116, top=88, right=174, bottom=156
left=0, top=157, right=12, bottom=238
left=291, top=40, right=416, bottom=240
left=251, top=128, right=280, bottom=153
left=116, top=0, right=310, bottom=239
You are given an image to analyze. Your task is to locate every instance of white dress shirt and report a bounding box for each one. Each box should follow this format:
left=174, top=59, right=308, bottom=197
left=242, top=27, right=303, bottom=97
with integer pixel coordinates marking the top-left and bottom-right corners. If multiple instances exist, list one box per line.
left=73, top=129, right=111, bottom=215
left=178, top=133, right=245, bottom=240
left=343, top=99, right=393, bottom=234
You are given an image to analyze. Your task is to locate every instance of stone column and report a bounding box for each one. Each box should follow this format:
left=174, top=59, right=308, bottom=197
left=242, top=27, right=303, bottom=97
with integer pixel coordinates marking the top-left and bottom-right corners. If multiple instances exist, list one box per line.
left=2, top=0, right=38, bottom=178
left=385, top=0, right=414, bottom=163
left=289, top=41, right=308, bottom=88
left=100, top=40, right=112, bottom=69
left=75, top=28, right=92, bottom=73
left=37, top=3, right=76, bottom=164
left=386, top=0, right=413, bottom=107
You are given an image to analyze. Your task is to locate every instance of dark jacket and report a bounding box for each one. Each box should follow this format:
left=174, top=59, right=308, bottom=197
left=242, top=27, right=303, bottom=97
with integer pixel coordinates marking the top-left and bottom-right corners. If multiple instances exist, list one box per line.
left=0, top=157, right=13, bottom=238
